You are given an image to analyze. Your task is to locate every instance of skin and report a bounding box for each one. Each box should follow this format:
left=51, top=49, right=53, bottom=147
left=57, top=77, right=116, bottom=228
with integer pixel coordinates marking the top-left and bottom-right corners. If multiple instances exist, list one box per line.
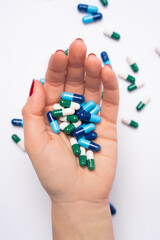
left=22, top=38, right=119, bottom=240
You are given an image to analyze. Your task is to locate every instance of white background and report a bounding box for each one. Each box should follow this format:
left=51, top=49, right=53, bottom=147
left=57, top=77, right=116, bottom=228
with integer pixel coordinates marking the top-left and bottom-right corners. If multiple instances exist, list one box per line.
left=0, top=0, right=160, bottom=239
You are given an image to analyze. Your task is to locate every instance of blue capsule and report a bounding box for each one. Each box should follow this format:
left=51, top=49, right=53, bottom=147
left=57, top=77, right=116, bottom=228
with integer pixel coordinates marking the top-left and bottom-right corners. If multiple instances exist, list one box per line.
left=85, top=131, right=97, bottom=140
left=78, top=4, right=98, bottom=13
left=109, top=202, right=116, bottom=215
left=47, top=111, right=60, bottom=134
left=39, top=78, right=45, bottom=85
left=79, top=112, right=101, bottom=123
left=11, top=118, right=23, bottom=127
left=80, top=101, right=86, bottom=107
left=82, top=13, right=102, bottom=24
left=78, top=138, right=101, bottom=152
left=73, top=123, right=95, bottom=138
left=90, top=105, right=101, bottom=115
left=76, top=100, right=95, bottom=117
left=61, top=92, right=84, bottom=103
left=101, top=51, right=112, bottom=67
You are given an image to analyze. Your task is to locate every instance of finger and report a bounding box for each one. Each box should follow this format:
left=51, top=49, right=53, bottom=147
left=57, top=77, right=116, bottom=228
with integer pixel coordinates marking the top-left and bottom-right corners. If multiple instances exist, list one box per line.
left=84, top=54, right=102, bottom=104
left=100, top=65, right=119, bottom=123
left=65, top=38, right=87, bottom=94
left=44, top=50, right=68, bottom=106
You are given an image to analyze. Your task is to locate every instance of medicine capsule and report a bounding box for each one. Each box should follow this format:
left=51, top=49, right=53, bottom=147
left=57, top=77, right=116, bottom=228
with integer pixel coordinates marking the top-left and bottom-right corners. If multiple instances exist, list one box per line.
left=87, top=150, right=95, bottom=171
left=79, top=112, right=101, bottom=123
left=100, top=0, right=108, bottom=6
left=39, top=78, right=45, bottom=85
left=60, top=99, right=80, bottom=110
left=52, top=108, right=75, bottom=117
left=61, top=92, right=84, bottom=103
left=53, top=103, right=64, bottom=110
left=73, top=123, right=95, bottom=138
left=101, top=51, right=112, bottom=67
left=90, top=105, right=101, bottom=115
left=109, top=202, right=116, bottom=215
left=118, top=72, right=135, bottom=83
left=64, top=120, right=82, bottom=134
left=12, top=134, right=25, bottom=151
left=59, top=121, right=70, bottom=130
left=103, top=28, right=120, bottom=40
left=85, top=131, right=97, bottom=140
left=76, top=100, right=95, bottom=117
left=47, top=111, right=60, bottom=134
left=11, top=118, right=23, bottom=127
left=128, top=81, right=144, bottom=91
left=70, top=137, right=81, bottom=156
left=59, top=115, right=79, bottom=122
left=126, top=55, right=139, bottom=72
left=82, top=13, right=102, bottom=24
left=78, top=138, right=101, bottom=152
left=79, top=147, right=87, bottom=167
left=136, top=95, right=151, bottom=111
left=77, top=4, right=98, bottom=13
left=121, top=117, right=138, bottom=128
left=65, top=49, right=69, bottom=56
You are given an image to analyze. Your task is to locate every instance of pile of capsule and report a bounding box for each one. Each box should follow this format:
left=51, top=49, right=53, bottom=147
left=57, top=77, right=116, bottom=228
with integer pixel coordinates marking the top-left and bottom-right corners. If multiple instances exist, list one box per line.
left=47, top=92, right=101, bottom=171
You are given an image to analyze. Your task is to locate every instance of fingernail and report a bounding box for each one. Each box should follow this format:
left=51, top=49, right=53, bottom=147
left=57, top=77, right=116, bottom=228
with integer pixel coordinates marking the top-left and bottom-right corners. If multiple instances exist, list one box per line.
left=76, top=38, right=83, bottom=41
left=106, top=64, right=112, bottom=69
left=56, top=49, right=64, bottom=53
left=88, top=53, right=96, bottom=57
left=29, top=79, right=35, bottom=97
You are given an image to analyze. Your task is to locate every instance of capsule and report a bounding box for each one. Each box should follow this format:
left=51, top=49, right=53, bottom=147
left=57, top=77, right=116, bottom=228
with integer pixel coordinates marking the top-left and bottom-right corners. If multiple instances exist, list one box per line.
left=121, top=117, right=138, bottom=128
left=85, top=131, right=97, bottom=140
left=39, top=78, right=45, bottom=85
left=52, top=108, right=75, bottom=117
left=60, top=99, right=80, bottom=110
left=118, top=72, right=135, bottom=83
left=47, top=111, right=60, bottom=134
left=78, top=4, right=98, bottom=13
left=70, top=137, right=81, bottom=156
left=59, top=115, right=79, bottom=122
left=76, top=100, right=95, bottom=117
left=101, top=51, right=112, bottom=67
left=12, top=134, right=25, bottom=151
left=53, top=103, right=64, bottom=110
left=61, top=92, right=84, bottom=103
left=79, top=112, right=101, bottom=123
left=126, top=55, right=139, bottom=72
left=136, top=95, right=151, bottom=111
left=73, top=123, right=95, bottom=138
left=78, top=138, right=101, bottom=152
left=59, top=121, right=70, bottom=130
left=90, top=105, right=101, bottom=115
left=82, top=13, right=102, bottom=24
left=109, top=202, right=116, bottom=215
left=103, top=28, right=120, bottom=40
left=65, top=49, right=69, bottom=56
left=100, top=0, right=108, bottom=6
left=128, top=81, right=144, bottom=91
left=87, top=150, right=95, bottom=170
left=64, top=120, right=82, bottom=134
left=79, top=147, right=87, bottom=167
left=11, top=119, right=23, bottom=127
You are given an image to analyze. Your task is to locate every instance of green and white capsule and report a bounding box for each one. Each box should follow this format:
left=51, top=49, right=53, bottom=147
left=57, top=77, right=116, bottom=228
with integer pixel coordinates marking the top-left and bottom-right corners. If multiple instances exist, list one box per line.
left=64, top=120, right=82, bottom=134
left=103, top=28, right=120, bottom=40
left=126, top=55, right=139, bottom=72
left=100, top=0, right=108, bottom=6
left=53, top=103, right=64, bottom=110
left=60, top=99, right=80, bottom=110
left=65, top=49, right=69, bottom=56
left=59, top=115, right=79, bottom=122
left=118, top=72, right=135, bottom=83
left=70, top=137, right=81, bottom=156
left=12, top=134, right=25, bottom=151
left=128, top=81, right=144, bottom=91
left=121, top=117, right=138, bottom=128
left=155, top=45, right=160, bottom=56
left=87, top=150, right=95, bottom=171
left=52, top=108, right=75, bottom=117
left=59, top=121, right=70, bottom=130
left=136, top=95, right=151, bottom=111
left=79, top=147, right=87, bottom=167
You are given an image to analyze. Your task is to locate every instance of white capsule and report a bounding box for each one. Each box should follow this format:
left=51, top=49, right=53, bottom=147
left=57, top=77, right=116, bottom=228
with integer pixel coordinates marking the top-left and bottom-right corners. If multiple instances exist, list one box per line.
left=60, top=121, right=70, bottom=130
left=70, top=102, right=80, bottom=110
left=103, top=28, right=113, bottom=37
left=17, top=141, right=25, bottom=151
left=87, top=150, right=94, bottom=160
left=62, top=108, right=75, bottom=116
left=126, top=54, right=135, bottom=65
left=53, top=103, right=64, bottom=110
left=80, top=147, right=86, bottom=156
left=136, top=81, right=145, bottom=88
left=142, top=95, right=151, bottom=105
left=121, top=117, right=131, bottom=125
left=73, top=120, right=82, bottom=129
left=155, top=45, right=160, bottom=55
left=70, top=137, right=78, bottom=146
left=118, top=72, right=128, bottom=80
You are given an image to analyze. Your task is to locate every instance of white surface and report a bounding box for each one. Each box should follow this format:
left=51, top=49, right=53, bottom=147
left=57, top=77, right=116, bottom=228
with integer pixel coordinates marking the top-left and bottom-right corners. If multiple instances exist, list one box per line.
left=0, top=0, right=160, bottom=239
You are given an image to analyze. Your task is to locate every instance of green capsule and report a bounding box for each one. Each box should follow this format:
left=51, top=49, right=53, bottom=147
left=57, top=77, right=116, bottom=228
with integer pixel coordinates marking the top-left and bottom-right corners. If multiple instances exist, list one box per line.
left=52, top=108, right=75, bottom=117
left=59, top=115, right=79, bottom=122
left=122, top=117, right=138, bottom=128
left=79, top=147, right=87, bottom=167
left=126, top=55, right=139, bottom=73
left=100, top=0, right=108, bottom=6
left=118, top=72, right=135, bottom=83
left=131, top=63, right=139, bottom=72
left=111, top=32, right=120, bottom=40
left=87, top=150, right=95, bottom=171
left=136, top=102, right=145, bottom=111
left=64, top=120, right=82, bottom=134
left=52, top=109, right=63, bottom=117
left=128, top=84, right=137, bottom=91
left=130, top=120, right=138, bottom=128
left=136, top=95, right=151, bottom=111
left=12, top=134, right=25, bottom=151
left=65, top=49, right=69, bottom=56
left=70, top=137, right=81, bottom=156
left=59, top=99, right=80, bottom=110
left=126, top=75, right=135, bottom=83
left=128, top=81, right=144, bottom=92
left=12, top=134, right=20, bottom=143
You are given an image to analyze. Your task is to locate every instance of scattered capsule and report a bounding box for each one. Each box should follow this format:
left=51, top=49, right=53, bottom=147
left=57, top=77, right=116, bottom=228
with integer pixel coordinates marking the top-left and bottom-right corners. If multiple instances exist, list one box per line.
left=126, top=55, right=139, bottom=72
left=79, top=147, right=87, bottom=167
left=87, top=150, right=95, bottom=171
left=60, top=99, right=80, bottom=110
left=103, top=28, right=120, bottom=40
left=109, top=202, right=116, bottom=215
left=39, top=78, right=45, bottom=85
left=76, top=100, right=95, bottom=117
left=101, top=51, right=112, bottom=67
left=118, top=72, right=135, bottom=83
left=53, top=103, right=64, bottom=110
left=70, top=137, right=81, bottom=156
left=82, top=13, right=102, bottom=24
left=11, top=119, right=23, bottom=127
left=121, top=117, right=138, bottom=128
left=136, top=95, right=151, bottom=111
left=85, top=131, right=97, bottom=140
left=52, top=108, right=75, bottom=117
left=65, top=49, right=69, bottom=56
left=73, top=123, right=95, bottom=138
left=100, top=0, right=108, bottom=6
left=47, top=111, right=60, bottom=134
left=90, top=105, right=101, bottom=115
left=79, top=112, right=101, bottom=123
left=59, top=115, right=79, bottom=122
left=60, top=121, right=70, bottom=130
left=77, top=4, right=98, bottom=13
left=12, top=134, right=25, bottom=152
left=78, top=138, right=101, bottom=152
left=64, top=120, right=82, bottom=134
left=61, top=92, right=84, bottom=103
left=128, top=81, right=144, bottom=92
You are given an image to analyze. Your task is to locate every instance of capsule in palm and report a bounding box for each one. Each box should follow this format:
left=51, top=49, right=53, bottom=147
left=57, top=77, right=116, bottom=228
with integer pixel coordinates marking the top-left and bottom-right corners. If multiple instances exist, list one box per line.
left=121, top=117, right=138, bottom=128
left=136, top=95, right=151, bottom=111
left=12, top=134, right=25, bottom=151
left=79, top=112, right=101, bottom=123
left=78, top=138, right=101, bottom=152
left=78, top=4, right=98, bottom=13
left=118, top=72, right=135, bottom=83
left=61, top=92, right=84, bottom=103
left=90, top=105, right=101, bottom=115
left=11, top=119, right=23, bottom=127
left=100, top=0, right=108, bottom=6
left=39, top=78, right=45, bottom=85
left=126, top=55, right=139, bottom=72
left=128, top=81, right=144, bottom=91
left=53, top=103, right=64, bottom=110
left=59, top=115, right=79, bottom=122
left=76, top=100, right=95, bottom=117
left=59, top=121, right=70, bottom=130
left=82, top=13, right=102, bottom=24
left=64, top=120, right=82, bottom=134
left=85, top=131, right=97, bottom=140
left=47, top=111, right=60, bottom=134
left=87, top=150, right=95, bottom=171
left=101, top=51, right=112, bottom=67
left=103, top=28, right=120, bottom=40
left=73, top=123, right=95, bottom=138
left=60, top=99, right=80, bottom=110
left=79, top=147, right=87, bottom=167
left=70, top=137, right=81, bottom=156
left=52, top=108, right=75, bottom=117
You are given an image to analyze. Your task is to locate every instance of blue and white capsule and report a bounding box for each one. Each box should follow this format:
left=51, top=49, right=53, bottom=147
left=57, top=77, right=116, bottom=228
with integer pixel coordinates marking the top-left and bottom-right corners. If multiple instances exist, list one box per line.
left=39, top=78, right=45, bottom=85
left=76, top=100, right=95, bottom=117
left=82, top=13, right=102, bottom=24
left=85, top=131, right=97, bottom=140
left=101, top=51, right=112, bottom=67
left=47, top=111, right=60, bottom=134
left=79, top=112, right=101, bottom=123
left=90, top=105, right=101, bottom=115
left=78, top=4, right=98, bottom=13
left=78, top=138, right=101, bottom=152
left=11, top=119, right=23, bottom=127
left=73, top=123, right=95, bottom=138
left=61, top=92, right=84, bottom=104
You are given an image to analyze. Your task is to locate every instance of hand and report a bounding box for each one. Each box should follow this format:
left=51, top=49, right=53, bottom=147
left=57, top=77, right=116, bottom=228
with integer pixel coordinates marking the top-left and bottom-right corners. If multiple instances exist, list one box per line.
left=22, top=38, right=119, bottom=240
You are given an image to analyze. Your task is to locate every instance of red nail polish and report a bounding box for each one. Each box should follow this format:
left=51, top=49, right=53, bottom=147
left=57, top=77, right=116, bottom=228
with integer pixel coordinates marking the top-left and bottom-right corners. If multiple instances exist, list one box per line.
left=106, top=64, right=112, bottom=69
left=88, top=53, right=96, bottom=57
left=29, top=80, right=35, bottom=97
left=56, top=49, right=65, bottom=53
left=76, top=38, right=83, bottom=41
